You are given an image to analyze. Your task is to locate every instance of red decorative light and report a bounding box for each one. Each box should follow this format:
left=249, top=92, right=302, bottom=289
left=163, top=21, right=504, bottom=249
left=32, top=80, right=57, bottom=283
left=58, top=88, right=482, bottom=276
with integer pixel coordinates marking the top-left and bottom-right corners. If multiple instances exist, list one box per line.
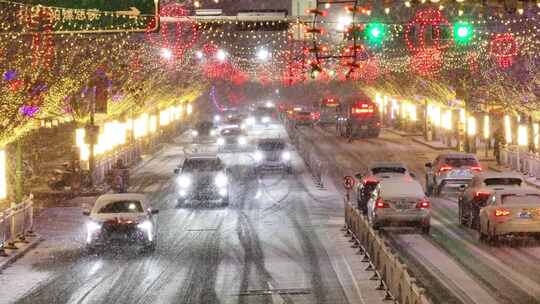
left=27, top=8, right=55, bottom=69
left=411, top=48, right=443, bottom=77
left=146, top=3, right=199, bottom=62
left=404, top=8, right=451, bottom=54
left=490, top=33, right=518, bottom=69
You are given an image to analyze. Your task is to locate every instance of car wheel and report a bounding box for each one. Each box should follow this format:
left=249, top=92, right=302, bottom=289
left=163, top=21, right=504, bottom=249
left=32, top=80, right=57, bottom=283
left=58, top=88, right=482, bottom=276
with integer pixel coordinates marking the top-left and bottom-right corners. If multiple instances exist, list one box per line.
left=421, top=225, right=431, bottom=235
left=177, top=198, right=185, bottom=208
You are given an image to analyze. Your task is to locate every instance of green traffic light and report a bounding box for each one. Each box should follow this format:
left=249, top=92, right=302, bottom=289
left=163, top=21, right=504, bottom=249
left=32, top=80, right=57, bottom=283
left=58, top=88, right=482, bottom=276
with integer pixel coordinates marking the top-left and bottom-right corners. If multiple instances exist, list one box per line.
left=453, top=22, right=474, bottom=45
left=365, top=22, right=385, bottom=46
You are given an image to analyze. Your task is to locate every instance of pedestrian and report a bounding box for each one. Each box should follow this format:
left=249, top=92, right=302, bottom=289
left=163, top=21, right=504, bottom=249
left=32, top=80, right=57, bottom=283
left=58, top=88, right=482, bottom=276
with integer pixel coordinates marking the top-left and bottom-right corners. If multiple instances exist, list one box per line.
left=493, top=126, right=505, bottom=165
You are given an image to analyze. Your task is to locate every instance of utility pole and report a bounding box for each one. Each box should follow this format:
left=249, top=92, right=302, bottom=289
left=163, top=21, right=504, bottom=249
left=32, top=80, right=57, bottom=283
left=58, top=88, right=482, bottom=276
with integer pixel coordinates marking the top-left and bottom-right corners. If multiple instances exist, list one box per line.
left=14, top=140, right=23, bottom=205
left=85, top=86, right=98, bottom=187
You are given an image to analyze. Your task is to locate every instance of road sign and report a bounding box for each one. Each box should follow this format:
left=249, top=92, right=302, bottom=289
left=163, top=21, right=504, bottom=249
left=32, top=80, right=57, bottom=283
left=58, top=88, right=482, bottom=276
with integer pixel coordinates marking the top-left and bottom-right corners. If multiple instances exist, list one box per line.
left=343, top=176, right=355, bottom=190
left=0, top=0, right=159, bottom=34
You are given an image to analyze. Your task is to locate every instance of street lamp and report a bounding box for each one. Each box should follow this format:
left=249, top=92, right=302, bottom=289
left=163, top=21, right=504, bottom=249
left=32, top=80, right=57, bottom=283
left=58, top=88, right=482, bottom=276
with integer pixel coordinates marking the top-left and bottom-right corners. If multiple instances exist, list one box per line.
left=160, top=48, right=173, bottom=60
left=257, top=48, right=270, bottom=62
left=216, top=49, right=227, bottom=62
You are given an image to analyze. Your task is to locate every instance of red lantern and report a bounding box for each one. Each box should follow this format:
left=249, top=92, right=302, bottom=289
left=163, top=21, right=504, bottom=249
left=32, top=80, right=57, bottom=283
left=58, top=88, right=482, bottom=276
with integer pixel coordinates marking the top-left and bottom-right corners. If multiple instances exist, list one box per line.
left=490, top=33, right=518, bottom=69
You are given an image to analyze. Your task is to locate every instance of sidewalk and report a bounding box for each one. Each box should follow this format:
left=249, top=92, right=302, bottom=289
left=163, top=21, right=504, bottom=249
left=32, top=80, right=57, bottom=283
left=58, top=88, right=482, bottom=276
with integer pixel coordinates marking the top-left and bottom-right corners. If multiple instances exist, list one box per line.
left=0, top=234, right=42, bottom=273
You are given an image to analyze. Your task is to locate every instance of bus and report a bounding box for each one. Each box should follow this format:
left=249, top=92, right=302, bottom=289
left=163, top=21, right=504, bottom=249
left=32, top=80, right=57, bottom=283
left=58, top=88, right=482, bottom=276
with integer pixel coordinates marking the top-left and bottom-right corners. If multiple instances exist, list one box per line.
left=336, top=95, right=381, bottom=141
left=317, top=97, right=339, bottom=125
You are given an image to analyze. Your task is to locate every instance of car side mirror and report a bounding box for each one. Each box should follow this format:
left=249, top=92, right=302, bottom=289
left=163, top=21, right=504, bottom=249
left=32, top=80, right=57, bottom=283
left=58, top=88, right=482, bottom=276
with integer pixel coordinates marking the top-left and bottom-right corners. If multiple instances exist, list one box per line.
left=82, top=210, right=90, bottom=216
left=174, top=168, right=180, bottom=174
left=425, top=162, right=432, bottom=168
left=151, top=209, right=159, bottom=215
left=354, top=173, right=363, bottom=180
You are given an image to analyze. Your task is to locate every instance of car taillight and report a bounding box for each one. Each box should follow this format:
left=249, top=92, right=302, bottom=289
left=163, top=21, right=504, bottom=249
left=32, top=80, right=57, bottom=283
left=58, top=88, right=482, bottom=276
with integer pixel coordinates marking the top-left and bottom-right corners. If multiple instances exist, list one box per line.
left=471, top=166, right=482, bottom=172
left=474, top=191, right=491, bottom=200
left=375, top=198, right=389, bottom=208
left=439, top=166, right=453, bottom=173
left=416, top=199, right=430, bottom=209
left=494, top=208, right=511, bottom=217
left=352, top=108, right=374, bottom=114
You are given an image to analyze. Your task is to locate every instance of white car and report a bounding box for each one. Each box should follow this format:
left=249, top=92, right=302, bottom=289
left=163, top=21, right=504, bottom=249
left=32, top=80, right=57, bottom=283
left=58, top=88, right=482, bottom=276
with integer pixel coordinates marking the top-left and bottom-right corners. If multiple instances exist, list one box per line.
left=83, top=193, right=158, bottom=253
left=367, top=177, right=431, bottom=234
left=479, top=188, right=540, bottom=245
left=425, top=153, right=482, bottom=196
left=254, top=138, right=292, bottom=173
left=458, top=172, right=524, bottom=230
left=174, top=155, right=230, bottom=206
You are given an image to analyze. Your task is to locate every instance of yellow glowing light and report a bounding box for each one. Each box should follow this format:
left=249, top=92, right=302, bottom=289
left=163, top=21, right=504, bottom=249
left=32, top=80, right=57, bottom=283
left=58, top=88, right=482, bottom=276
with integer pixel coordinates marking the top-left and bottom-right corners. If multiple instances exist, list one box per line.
left=441, top=110, right=452, bottom=130
left=427, top=104, right=441, bottom=127
left=187, top=104, right=193, bottom=115
left=76, top=128, right=85, bottom=147
left=0, top=150, right=7, bottom=199
left=467, top=116, right=477, bottom=136
left=518, top=125, right=528, bottom=146
left=459, top=109, right=466, bottom=124
left=375, top=93, right=383, bottom=112
left=134, top=113, right=149, bottom=139
left=483, top=115, right=490, bottom=139
left=534, top=123, right=539, bottom=149
left=160, top=109, right=170, bottom=126
left=125, top=119, right=133, bottom=131
left=504, top=115, right=512, bottom=144
left=80, top=144, right=90, bottom=161
left=408, top=104, right=417, bottom=121
left=149, top=115, right=158, bottom=133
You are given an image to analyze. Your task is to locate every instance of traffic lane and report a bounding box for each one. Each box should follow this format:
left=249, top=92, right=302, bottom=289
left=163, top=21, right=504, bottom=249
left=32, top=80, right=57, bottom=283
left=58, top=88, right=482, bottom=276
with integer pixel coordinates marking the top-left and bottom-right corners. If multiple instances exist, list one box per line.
left=301, top=126, right=540, bottom=303
left=12, top=129, right=351, bottom=304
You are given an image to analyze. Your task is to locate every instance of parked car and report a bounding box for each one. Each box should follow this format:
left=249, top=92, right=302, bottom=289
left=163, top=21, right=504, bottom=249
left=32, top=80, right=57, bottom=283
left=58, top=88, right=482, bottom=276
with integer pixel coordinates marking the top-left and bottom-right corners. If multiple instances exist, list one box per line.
left=458, top=172, right=524, bottom=230
left=479, top=188, right=540, bottom=245
left=425, top=153, right=482, bottom=196
left=174, top=154, right=230, bottom=207
left=254, top=138, right=292, bottom=173
left=367, top=177, right=431, bottom=234
left=83, top=193, right=158, bottom=253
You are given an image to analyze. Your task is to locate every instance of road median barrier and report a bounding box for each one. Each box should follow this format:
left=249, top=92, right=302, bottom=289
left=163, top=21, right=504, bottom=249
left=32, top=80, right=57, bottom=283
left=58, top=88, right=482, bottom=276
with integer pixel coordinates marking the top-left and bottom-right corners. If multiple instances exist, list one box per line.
left=344, top=199, right=432, bottom=304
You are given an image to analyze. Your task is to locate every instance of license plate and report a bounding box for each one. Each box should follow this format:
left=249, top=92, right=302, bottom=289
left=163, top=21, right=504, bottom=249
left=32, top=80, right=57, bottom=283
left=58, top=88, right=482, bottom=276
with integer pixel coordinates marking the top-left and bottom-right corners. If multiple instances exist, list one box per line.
left=450, top=170, right=466, bottom=177
left=519, top=212, right=532, bottom=219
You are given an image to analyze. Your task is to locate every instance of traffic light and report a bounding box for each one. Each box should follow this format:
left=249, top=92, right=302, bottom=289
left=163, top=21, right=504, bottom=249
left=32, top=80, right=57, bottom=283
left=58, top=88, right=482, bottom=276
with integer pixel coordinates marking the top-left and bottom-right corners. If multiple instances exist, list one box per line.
left=364, top=22, right=385, bottom=46
left=453, top=21, right=474, bottom=45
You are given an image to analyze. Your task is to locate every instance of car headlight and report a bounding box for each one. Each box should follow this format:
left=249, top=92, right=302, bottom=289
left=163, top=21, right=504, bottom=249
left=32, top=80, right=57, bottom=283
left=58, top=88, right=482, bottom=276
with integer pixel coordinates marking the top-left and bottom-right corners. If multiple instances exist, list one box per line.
left=214, top=115, right=221, bottom=122
left=238, top=137, right=247, bottom=145
left=240, top=124, right=246, bottom=130
left=178, top=175, right=191, bottom=188
left=254, top=151, right=263, bottom=161
left=215, top=172, right=228, bottom=188
left=210, top=129, right=217, bottom=136
left=137, top=220, right=153, bottom=241
left=262, top=116, right=270, bottom=123
left=86, top=221, right=102, bottom=243
left=217, top=138, right=225, bottom=146
left=191, top=130, right=198, bottom=137
left=282, top=151, right=291, bottom=161
left=246, top=117, right=255, bottom=125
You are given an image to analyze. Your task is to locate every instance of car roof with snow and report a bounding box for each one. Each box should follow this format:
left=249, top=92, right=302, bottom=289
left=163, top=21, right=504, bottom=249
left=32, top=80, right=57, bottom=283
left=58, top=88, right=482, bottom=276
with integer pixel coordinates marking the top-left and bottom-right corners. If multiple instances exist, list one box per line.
left=492, top=188, right=540, bottom=201
left=93, top=193, right=147, bottom=212
left=378, top=179, right=425, bottom=199
left=369, top=161, right=407, bottom=170
left=438, top=153, right=478, bottom=159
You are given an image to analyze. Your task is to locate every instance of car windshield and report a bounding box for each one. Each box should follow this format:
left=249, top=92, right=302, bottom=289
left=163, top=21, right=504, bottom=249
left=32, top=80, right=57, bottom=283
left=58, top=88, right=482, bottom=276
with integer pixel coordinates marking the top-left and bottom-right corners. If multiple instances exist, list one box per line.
left=98, top=200, right=144, bottom=213
left=484, top=178, right=522, bottom=186
left=501, top=194, right=540, bottom=205
left=196, top=121, right=214, bottom=131
left=221, top=128, right=241, bottom=136
left=443, top=157, right=479, bottom=167
left=183, top=159, right=222, bottom=172
left=258, top=141, right=285, bottom=151
left=372, top=167, right=406, bottom=174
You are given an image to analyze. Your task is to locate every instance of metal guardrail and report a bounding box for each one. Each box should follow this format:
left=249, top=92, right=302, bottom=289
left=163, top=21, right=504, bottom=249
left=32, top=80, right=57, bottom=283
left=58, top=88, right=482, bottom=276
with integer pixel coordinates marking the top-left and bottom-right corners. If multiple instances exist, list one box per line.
left=500, top=146, right=540, bottom=178
left=287, top=125, right=326, bottom=189
left=0, top=195, right=34, bottom=256
left=344, top=199, right=432, bottom=304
